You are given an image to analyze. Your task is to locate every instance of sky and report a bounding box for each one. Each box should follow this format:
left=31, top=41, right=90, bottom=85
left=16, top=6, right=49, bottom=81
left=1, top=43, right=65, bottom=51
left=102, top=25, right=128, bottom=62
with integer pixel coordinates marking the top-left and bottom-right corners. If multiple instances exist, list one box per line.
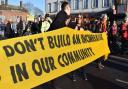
left=8, top=0, right=45, bottom=12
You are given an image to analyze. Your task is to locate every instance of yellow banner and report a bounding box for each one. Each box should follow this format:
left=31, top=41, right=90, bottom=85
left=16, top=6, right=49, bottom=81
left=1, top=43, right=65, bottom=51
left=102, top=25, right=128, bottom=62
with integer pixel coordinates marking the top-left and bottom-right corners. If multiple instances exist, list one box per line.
left=0, top=27, right=110, bottom=89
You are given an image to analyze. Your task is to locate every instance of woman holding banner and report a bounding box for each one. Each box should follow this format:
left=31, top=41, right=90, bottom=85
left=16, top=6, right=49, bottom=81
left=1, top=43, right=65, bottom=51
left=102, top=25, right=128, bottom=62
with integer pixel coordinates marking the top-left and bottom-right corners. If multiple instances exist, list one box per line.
left=68, top=14, right=88, bottom=81
left=96, top=14, right=108, bottom=69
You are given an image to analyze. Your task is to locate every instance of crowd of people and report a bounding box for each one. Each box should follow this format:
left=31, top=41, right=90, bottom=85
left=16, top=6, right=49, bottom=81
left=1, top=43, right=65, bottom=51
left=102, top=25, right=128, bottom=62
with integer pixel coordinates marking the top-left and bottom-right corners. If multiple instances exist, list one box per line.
left=0, top=1, right=127, bottom=61
left=47, top=1, right=128, bottom=85
left=0, top=1, right=128, bottom=88
left=0, top=3, right=128, bottom=54
left=0, top=1, right=127, bottom=68
left=0, top=14, right=52, bottom=38
left=1, top=0, right=128, bottom=69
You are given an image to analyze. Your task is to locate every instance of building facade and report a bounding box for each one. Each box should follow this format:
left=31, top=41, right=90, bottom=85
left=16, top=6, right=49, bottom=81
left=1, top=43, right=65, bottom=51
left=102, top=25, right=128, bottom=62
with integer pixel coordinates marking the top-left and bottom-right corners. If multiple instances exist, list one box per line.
left=0, top=0, right=28, bottom=23
left=45, top=0, right=115, bottom=17
left=115, top=0, right=128, bottom=16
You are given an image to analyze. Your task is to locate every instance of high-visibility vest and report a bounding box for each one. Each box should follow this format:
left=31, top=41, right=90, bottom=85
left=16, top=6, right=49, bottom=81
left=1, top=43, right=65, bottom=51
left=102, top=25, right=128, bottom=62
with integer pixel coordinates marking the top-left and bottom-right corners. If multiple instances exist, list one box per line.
left=41, top=21, right=50, bottom=32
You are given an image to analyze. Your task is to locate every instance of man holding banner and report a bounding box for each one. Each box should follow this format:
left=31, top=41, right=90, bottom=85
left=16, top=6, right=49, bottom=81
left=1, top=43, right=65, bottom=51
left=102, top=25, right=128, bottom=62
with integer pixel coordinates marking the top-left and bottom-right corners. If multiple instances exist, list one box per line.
left=48, top=1, right=71, bottom=31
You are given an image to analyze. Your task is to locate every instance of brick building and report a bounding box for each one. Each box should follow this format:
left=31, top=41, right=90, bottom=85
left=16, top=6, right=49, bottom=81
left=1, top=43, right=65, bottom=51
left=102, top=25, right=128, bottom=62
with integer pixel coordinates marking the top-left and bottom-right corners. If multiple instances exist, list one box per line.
left=0, top=0, right=28, bottom=23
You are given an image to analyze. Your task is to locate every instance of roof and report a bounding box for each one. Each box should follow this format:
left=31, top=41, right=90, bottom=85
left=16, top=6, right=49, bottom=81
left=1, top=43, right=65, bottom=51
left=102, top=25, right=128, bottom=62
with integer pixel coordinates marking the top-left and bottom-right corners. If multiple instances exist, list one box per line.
left=0, top=4, right=28, bottom=12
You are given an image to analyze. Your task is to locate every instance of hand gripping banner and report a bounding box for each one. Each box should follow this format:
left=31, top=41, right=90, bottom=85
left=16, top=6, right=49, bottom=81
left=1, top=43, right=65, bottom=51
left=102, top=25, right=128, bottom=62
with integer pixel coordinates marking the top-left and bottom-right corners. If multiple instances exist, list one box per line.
left=0, top=27, right=110, bottom=89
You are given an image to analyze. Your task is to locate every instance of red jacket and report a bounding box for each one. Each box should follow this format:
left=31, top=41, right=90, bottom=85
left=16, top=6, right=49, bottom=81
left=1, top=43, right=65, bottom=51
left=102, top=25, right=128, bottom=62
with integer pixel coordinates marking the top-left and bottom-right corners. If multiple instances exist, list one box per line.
left=99, top=21, right=107, bottom=33
left=122, top=23, right=128, bottom=40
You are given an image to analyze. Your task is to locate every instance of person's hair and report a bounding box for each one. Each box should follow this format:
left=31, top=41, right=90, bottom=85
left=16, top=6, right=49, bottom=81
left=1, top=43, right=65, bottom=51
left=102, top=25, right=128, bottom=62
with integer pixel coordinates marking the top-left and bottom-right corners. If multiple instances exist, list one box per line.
left=76, top=14, right=84, bottom=27
left=45, top=14, right=50, bottom=18
left=61, top=1, right=69, bottom=10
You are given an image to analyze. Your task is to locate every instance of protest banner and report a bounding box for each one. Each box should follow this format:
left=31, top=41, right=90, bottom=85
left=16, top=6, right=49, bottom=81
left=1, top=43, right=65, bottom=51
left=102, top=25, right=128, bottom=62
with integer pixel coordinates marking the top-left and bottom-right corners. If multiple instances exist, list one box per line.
left=0, top=27, right=110, bottom=89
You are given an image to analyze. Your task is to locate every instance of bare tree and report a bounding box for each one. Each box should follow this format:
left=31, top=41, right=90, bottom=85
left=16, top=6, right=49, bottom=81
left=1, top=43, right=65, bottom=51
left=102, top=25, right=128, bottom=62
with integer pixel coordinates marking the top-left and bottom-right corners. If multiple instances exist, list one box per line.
left=33, top=7, right=44, bottom=16
left=23, top=2, right=43, bottom=16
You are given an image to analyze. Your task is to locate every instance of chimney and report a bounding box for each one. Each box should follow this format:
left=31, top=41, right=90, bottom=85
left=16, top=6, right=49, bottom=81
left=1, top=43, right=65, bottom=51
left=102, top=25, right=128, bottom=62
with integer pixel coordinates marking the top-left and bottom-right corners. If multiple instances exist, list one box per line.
left=20, top=0, right=23, bottom=8
left=5, top=0, right=8, bottom=5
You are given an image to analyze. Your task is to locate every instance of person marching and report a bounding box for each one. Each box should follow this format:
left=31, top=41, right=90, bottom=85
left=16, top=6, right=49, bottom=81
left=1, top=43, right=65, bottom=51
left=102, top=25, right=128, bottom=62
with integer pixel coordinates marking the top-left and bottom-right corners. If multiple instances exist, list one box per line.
left=41, top=14, right=52, bottom=32
left=44, top=1, right=71, bottom=89
left=48, top=1, right=71, bottom=31
left=97, top=14, right=108, bottom=69
left=111, top=21, right=118, bottom=44
left=121, top=19, right=128, bottom=54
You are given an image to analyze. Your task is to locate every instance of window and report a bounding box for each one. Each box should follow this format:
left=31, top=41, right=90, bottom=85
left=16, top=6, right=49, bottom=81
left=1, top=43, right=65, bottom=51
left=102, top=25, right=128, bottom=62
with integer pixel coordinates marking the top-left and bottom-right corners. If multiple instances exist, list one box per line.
left=103, top=0, right=109, bottom=7
left=74, top=0, right=79, bottom=10
left=53, top=2, right=57, bottom=12
left=117, top=0, right=127, bottom=4
left=0, top=16, right=5, bottom=22
left=117, top=5, right=126, bottom=13
left=121, top=0, right=127, bottom=4
left=59, top=1, right=63, bottom=10
left=112, top=0, right=115, bottom=5
left=67, top=0, right=71, bottom=7
left=92, top=0, right=98, bottom=8
left=1, top=0, right=4, bottom=5
left=48, top=3, right=51, bottom=13
left=83, top=0, right=88, bottom=9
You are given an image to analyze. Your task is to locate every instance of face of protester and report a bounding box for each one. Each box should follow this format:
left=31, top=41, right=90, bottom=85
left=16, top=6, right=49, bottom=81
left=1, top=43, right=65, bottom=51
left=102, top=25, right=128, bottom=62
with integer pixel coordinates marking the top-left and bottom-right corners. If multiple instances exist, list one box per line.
left=77, top=15, right=83, bottom=25
left=65, top=4, right=71, bottom=16
left=103, top=15, right=107, bottom=21
left=34, top=18, right=38, bottom=23
left=17, top=17, right=20, bottom=23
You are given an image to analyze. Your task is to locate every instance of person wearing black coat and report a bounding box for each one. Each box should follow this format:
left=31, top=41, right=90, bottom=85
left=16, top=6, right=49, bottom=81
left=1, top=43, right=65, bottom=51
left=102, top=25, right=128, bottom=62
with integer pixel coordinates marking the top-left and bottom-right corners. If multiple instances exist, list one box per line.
left=16, top=17, right=23, bottom=36
left=48, top=1, right=71, bottom=31
left=4, top=21, right=13, bottom=38
left=31, top=21, right=41, bottom=34
left=40, top=2, right=71, bottom=89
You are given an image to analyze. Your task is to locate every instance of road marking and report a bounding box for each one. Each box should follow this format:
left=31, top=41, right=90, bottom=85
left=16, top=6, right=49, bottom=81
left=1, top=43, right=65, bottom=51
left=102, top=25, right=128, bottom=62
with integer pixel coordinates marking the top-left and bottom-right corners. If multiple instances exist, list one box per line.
left=108, top=59, right=128, bottom=67
left=116, top=79, right=128, bottom=85
left=110, top=55, right=128, bottom=61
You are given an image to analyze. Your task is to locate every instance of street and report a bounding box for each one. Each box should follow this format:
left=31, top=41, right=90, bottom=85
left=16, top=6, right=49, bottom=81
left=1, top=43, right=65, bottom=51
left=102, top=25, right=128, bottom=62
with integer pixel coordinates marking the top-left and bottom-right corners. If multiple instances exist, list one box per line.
left=33, top=54, right=128, bottom=89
